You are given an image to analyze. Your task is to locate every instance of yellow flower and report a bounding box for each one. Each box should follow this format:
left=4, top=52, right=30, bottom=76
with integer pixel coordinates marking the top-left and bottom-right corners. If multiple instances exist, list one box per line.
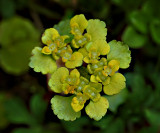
left=79, top=40, right=110, bottom=63
left=41, top=28, right=69, bottom=56
left=90, top=59, right=120, bottom=85
left=70, top=14, right=107, bottom=48
left=71, top=93, right=89, bottom=112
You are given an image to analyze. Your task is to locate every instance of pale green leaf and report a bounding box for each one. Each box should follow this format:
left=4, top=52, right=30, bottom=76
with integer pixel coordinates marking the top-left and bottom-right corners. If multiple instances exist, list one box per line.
left=103, top=73, right=126, bottom=95
left=85, top=97, right=109, bottom=121
left=87, top=19, right=107, bottom=41
left=48, top=67, right=69, bottom=93
left=122, top=26, right=147, bottom=48
left=29, top=47, right=57, bottom=74
left=51, top=96, right=81, bottom=121
left=107, top=40, right=131, bottom=69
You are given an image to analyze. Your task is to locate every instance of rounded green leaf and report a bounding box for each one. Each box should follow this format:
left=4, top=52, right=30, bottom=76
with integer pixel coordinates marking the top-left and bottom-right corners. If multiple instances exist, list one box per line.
left=65, top=52, right=83, bottom=68
left=107, top=40, right=131, bottom=69
left=122, top=26, right=147, bottom=48
left=51, top=96, right=81, bottom=121
left=103, top=73, right=126, bottom=95
left=129, top=10, right=148, bottom=34
left=85, top=97, right=109, bottom=121
left=0, top=16, right=39, bottom=47
left=29, top=47, right=57, bottom=74
left=0, top=16, right=40, bottom=75
left=90, top=40, right=110, bottom=55
left=87, top=19, right=107, bottom=41
left=150, top=19, right=160, bottom=44
left=48, top=67, right=69, bottom=93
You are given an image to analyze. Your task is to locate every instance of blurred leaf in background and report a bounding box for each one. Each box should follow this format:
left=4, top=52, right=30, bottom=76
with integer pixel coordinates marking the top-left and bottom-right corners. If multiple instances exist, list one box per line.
left=0, top=93, right=9, bottom=130
left=0, top=16, right=40, bottom=75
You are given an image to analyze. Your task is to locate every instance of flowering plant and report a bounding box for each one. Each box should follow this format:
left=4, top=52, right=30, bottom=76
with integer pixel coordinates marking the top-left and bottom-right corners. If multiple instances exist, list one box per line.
left=29, top=14, right=131, bottom=121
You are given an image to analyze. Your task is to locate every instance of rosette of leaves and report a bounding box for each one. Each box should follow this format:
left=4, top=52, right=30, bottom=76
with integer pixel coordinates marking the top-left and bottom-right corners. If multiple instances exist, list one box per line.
left=0, top=16, right=40, bottom=75
left=29, top=14, right=131, bottom=121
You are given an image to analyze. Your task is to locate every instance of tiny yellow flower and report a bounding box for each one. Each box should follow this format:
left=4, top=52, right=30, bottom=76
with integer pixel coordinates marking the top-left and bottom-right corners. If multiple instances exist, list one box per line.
left=41, top=28, right=69, bottom=57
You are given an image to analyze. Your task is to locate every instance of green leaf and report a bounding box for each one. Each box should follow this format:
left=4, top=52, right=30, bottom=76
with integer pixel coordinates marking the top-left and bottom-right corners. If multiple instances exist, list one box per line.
left=0, top=16, right=39, bottom=47
left=54, top=19, right=71, bottom=36
left=30, top=94, right=47, bottom=123
left=85, top=97, right=109, bottom=121
left=51, top=95, right=81, bottom=121
left=48, top=67, right=69, bottom=93
left=0, top=16, right=40, bottom=75
left=129, top=10, right=148, bottom=34
left=0, top=41, right=38, bottom=75
left=145, top=109, right=160, bottom=126
left=4, top=97, right=36, bottom=125
left=54, top=19, right=73, bottom=43
left=29, top=47, right=57, bottom=74
left=150, top=19, right=160, bottom=44
left=142, top=0, right=160, bottom=19
left=62, top=117, right=89, bottom=133
left=107, top=40, right=131, bottom=69
left=105, top=88, right=128, bottom=112
left=103, top=73, right=126, bottom=95
left=122, top=26, right=147, bottom=48
left=87, top=19, right=107, bottom=42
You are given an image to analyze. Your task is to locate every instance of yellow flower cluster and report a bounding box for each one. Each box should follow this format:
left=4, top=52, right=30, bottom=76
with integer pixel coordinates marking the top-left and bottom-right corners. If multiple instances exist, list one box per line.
left=30, top=14, right=131, bottom=121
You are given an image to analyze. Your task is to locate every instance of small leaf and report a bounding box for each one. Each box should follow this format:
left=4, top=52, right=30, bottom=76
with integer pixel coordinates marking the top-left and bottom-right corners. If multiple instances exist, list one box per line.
left=65, top=52, right=83, bottom=69
left=87, top=19, right=107, bottom=41
left=4, top=97, right=36, bottom=125
left=103, top=73, right=126, bottom=95
left=150, top=19, right=160, bottom=44
left=30, top=94, right=47, bottom=123
left=54, top=19, right=73, bottom=43
left=48, top=67, right=69, bottom=93
left=129, top=10, right=148, bottom=34
left=51, top=96, right=81, bottom=121
left=122, top=26, right=147, bottom=48
left=85, top=97, right=109, bottom=121
left=29, top=47, right=57, bottom=74
left=104, top=88, right=128, bottom=112
left=107, top=40, right=131, bottom=69
left=145, top=109, right=160, bottom=126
